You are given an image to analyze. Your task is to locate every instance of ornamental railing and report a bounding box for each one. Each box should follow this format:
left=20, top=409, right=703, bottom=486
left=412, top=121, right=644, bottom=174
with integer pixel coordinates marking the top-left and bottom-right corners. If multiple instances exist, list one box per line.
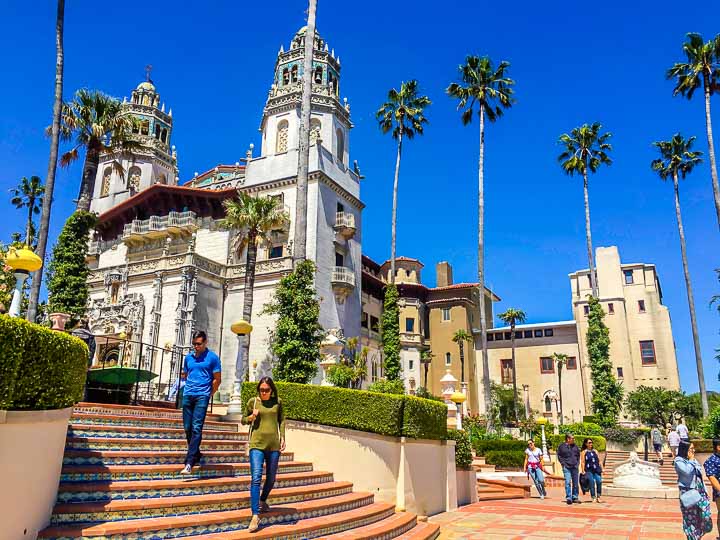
left=331, top=266, right=355, bottom=287
left=122, top=211, right=196, bottom=238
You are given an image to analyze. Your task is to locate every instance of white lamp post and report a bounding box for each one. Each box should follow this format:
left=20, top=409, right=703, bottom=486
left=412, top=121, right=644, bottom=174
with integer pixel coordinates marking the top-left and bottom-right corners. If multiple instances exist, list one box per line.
left=536, top=416, right=551, bottom=463
left=226, top=319, right=252, bottom=415
left=4, top=246, right=42, bottom=318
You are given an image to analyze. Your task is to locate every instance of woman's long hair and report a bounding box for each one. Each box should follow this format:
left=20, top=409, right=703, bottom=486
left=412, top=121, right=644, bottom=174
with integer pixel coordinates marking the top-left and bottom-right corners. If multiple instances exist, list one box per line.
left=581, top=438, right=593, bottom=451
left=256, top=376, right=278, bottom=399
left=678, top=440, right=691, bottom=459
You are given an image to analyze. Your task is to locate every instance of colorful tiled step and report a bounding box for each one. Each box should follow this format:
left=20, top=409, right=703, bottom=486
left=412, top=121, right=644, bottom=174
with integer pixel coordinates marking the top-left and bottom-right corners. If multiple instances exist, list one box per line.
left=67, top=424, right=248, bottom=441
left=71, top=413, right=238, bottom=432
left=65, top=436, right=248, bottom=451
left=62, top=449, right=293, bottom=466
left=74, top=402, right=224, bottom=422
left=315, top=510, right=418, bottom=539
left=395, top=522, right=441, bottom=540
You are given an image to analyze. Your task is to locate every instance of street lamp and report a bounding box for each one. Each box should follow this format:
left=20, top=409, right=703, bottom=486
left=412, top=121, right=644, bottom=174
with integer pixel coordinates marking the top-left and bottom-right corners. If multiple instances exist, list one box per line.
left=450, top=391, right=467, bottom=431
left=227, top=319, right=253, bottom=416
left=4, top=245, right=42, bottom=318
left=536, top=416, right=551, bottom=464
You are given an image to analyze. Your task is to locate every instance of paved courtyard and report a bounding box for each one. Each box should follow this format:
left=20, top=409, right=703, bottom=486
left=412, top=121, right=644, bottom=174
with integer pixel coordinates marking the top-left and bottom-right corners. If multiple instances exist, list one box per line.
left=431, top=486, right=710, bottom=539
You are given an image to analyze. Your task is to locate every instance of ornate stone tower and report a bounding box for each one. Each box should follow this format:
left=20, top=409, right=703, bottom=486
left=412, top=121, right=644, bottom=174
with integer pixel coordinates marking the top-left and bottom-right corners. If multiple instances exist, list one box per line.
left=90, top=70, right=179, bottom=215
left=259, top=26, right=352, bottom=163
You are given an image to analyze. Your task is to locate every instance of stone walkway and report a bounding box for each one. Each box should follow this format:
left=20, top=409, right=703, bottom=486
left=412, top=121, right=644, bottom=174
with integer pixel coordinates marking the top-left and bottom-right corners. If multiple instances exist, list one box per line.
left=431, top=486, right=710, bottom=539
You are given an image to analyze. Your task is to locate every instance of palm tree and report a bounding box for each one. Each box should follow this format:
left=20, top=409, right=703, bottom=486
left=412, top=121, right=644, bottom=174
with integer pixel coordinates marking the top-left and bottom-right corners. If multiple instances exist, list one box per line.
left=667, top=33, right=720, bottom=229
left=293, top=0, right=318, bottom=264
left=651, top=133, right=708, bottom=416
left=376, top=80, right=431, bottom=283
left=498, top=308, right=526, bottom=421
left=452, top=329, right=473, bottom=385
left=220, top=192, right=288, bottom=380
left=27, top=0, right=64, bottom=323
left=447, top=56, right=515, bottom=431
left=420, top=349, right=434, bottom=389
left=10, top=176, right=45, bottom=246
left=558, top=123, right=612, bottom=298
left=551, top=352, right=568, bottom=425
left=57, top=89, right=138, bottom=212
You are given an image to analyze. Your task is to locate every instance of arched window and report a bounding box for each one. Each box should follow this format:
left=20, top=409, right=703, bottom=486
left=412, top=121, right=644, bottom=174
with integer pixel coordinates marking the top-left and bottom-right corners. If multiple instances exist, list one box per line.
left=160, top=129, right=168, bottom=143
left=544, top=396, right=552, bottom=413
left=101, top=167, right=112, bottom=197
left=157, top=174, right=167, bottom=185
left=282, top=68, right=290, bottom=85
left=291, top=65, right=298, bottom=83
left=154, top=124, right=160, bottom=139
left=314, top=66, right=323, bottom=84
left=128, top=166, right=141, bottom=193
left=335, top=128, right=344, bottom=162
left=140, top=120, right=149, bottom=136
left=276, top=120, right=289, bottom=153
left=310, top=118, right=321, bottom=145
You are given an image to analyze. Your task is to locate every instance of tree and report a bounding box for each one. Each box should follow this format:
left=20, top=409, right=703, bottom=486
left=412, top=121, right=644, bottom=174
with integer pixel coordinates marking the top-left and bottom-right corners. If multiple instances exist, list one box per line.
left=667, top=33, right=720, bottom=230
left=490, top=382, right=525, bottom=427
left=447, top=55, right=515, bottom=431
left=326, top=337, right=368, bottom=389
left=293, top=0, right=318, bottom=264
left=651, top=133, right=708, bottom=416
left=381, top=284, right=401, bottom=381
left=219, top=192, right=288, bottom=381
left=420, top=349, right=434, bottom=389
left=57, top=89, right=139, bottom=212
left=10, top=176, right=45, bottom=247
left=551, top=352, right=569, bottom=425
left=586, top=296, right=623, bottom=426
left=46, top=211, right=97, bottom=324
left=27, top=0, right=65, bottom=323
left=452, top=329, right=473, bottom=384
left=376, top=80, right=431, bottom=283
left=264, top=260, right=323, bottom=383
left=497, top=308, right=526, bottom=421
left=626, top=386, right=700, bottom=428
left=557, top=123, right=612, bottom=298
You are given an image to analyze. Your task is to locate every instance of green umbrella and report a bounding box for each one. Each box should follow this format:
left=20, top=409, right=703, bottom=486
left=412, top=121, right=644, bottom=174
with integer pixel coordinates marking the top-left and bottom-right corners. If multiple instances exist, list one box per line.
left=87, top=366, right=158, bottom=385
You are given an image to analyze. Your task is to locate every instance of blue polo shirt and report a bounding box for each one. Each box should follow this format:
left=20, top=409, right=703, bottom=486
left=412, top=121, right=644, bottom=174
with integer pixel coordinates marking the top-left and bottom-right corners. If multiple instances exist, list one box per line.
left=183, top=349, right=221, bottom=397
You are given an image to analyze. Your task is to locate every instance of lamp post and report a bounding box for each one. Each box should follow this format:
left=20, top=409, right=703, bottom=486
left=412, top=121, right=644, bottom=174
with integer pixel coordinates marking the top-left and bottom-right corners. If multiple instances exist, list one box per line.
left=4, top=246, right=42, bottom=318
left=536, top=416, right=551, bottom=463
left=450, top=391, right=467, bottom=431
left=227, top=319, right=252, bottom=416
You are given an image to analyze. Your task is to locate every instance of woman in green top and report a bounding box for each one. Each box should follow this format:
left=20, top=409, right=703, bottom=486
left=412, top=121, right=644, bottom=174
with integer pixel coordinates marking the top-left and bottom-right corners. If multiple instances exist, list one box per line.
left=242, top=376, right=285, bottom=533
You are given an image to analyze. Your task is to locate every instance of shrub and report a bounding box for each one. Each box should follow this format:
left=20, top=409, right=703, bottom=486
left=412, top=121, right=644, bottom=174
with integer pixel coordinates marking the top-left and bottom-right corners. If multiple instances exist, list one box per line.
left=448, top=429, right=473, bottom=469
left=326, top=364, right=355, bottom=388
left=473, top=439, right=527, bottom=455
left=240, top=381, right=446, bottom=440
left=603, top=426, right=648, bottom=445
left=415, top=387, right=444, bottom=402
left=462, top=413, right=487, bottom=444
left=548, top=434, right=606, bottom=452
left=367, top=378, right=405, bottom=395
left=381, top=284, right=401, bottom=380
left=703, top=407, right=720, bottom=439
left=558, top=422, right=604, bottom=437
left=484, top=450, right=525, bottom=469
left=691, top=439, right=716, bottom=453
left=583, top=415, right=599, bottom=423
left=0, top=315, right=87, bottom=410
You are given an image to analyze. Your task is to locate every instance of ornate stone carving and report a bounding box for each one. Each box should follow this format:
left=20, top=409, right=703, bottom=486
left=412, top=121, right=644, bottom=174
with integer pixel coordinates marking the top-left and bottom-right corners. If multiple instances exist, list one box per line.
left=612, top=452, right=663, bottom=489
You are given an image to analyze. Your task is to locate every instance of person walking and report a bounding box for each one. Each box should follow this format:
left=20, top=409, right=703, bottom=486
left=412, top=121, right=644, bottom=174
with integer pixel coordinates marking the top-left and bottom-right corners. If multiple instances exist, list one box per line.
left=677, top=420, right=690, bottom=443
left=652, top=426, right=665, bottom=465
left=71, top=318, right=96, bottom=369
left=674, top=440, right=713, bottom=539
left=580, top=438, right=603, bottom=503
left=557, top=433, right=581, bottom=505
left=702, top=439, right=720, bottom=535
left=180, top=331, right=221, bottom=475
left=243, top=377, right=286, bottom=533
left=669, top=428, right=681, bottom=458
left=523, top=439, right=547, bottom=499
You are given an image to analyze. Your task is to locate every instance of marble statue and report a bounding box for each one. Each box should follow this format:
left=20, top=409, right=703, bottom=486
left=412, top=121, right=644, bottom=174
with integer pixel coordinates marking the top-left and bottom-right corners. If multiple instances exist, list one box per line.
left=612, top=451, right=663, bottom=489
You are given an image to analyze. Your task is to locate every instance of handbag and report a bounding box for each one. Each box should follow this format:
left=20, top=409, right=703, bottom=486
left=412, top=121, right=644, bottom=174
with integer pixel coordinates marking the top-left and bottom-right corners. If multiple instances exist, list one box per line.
left=245, top=397, right=259, bottom=457
left=680, top=488, right=702, bottom=509
left=579, top=472, right=590, bottom=494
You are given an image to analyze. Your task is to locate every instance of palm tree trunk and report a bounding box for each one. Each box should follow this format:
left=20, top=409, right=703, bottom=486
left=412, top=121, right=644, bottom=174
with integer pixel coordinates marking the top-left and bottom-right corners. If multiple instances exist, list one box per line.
left=704, top=79, right=720, bottom=230
left=390, top=132, right=403, bottom=285
left=241, top=232, right=258, bottom=382
left=558, top=366, right=563, bottom=425
left=673, top=171, right=708, bottom=416
left=25, top=196, right=35, bottom=245
left=77, top=150, right=99, bottom=212
left=459, top=341, right=465, bottom=383
left=293, top=0, right=317, bottom=265
left=424, top=362, right=428, bottom=388
left=477, top=104, right=493, bottom=431
left=510, top=322, right=519, bottom=422
left=583, top=170, right=598, bottom=297
left=27, top=0, right=64, bottom=323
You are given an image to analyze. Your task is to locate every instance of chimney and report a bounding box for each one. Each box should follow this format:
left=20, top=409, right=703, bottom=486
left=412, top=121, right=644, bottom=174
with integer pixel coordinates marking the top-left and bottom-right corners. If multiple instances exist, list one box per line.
left=436, top=262, right=453, bottom=287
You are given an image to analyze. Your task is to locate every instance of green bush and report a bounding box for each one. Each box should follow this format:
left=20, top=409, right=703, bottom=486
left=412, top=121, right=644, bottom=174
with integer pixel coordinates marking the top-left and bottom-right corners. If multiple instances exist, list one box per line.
left=603, top=426, right=648, bottom=445
left=558, top=422, right=604, bottom=437
left=448, top=429, right=473, bottom=469
left=240, top=381, right=446, bottom=440
left=548, top=434, right=606, bottom=452
left=703, top=407, right=720, bottom=439
left=473, top=439, right=527, bottom=455
left=691, top=439, right=716, bottom=453
left=0, top=315, right=87, bottom=410
left=484, top=450, right=525, bottom=469
left=583, top=415, right=599, bottom=423
left=415, top=387, right=444, bottom=402
left=367, top=378, right=405, bottom=395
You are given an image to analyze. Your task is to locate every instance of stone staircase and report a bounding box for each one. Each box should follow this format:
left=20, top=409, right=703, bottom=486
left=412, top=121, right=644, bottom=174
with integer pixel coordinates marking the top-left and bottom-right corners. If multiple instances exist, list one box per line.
left=603, top=450, right=691, bottom=487
left=38, top=403, right=440, bottom=540
left=472, top=457, right=529, bottom=501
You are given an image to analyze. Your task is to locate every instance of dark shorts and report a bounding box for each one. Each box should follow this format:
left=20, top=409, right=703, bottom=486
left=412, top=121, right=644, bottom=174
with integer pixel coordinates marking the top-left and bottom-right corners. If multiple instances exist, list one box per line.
left=653, top=443, right=662, bottom=452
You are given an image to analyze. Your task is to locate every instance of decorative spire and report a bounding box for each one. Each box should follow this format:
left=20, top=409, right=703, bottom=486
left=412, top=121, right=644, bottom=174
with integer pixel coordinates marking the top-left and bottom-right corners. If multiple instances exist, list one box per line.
left=145, top=64, right=153, bottom=82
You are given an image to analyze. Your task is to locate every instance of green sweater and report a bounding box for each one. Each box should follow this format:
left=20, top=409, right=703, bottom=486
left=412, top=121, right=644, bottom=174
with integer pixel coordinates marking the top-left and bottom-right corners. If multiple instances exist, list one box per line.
left=243, top=397, right=285, bottom=451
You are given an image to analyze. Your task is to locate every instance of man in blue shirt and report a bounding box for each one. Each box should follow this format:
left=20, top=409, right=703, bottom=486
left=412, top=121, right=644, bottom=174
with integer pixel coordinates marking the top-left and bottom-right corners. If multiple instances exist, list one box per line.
left=180, top=331, right=221, bottom=474
left=703, top=439, right=720, bottom=533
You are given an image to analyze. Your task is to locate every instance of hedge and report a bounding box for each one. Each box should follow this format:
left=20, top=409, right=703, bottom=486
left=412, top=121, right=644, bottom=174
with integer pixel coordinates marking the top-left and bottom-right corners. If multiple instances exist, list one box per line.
left=241, top=382, right=447, bottom=440
left=603, top=426, right=649, bottom=445
left=484, top=450, right=525, bottom=469
left=558, top=422, right=604, bottom=437
left=548, top=434, right=607, bottom=452
left=473, top=439, right=527, bottom=455
left=447, top=429, right=473, bottom=469
left=0, top=315, right=87, bottom=410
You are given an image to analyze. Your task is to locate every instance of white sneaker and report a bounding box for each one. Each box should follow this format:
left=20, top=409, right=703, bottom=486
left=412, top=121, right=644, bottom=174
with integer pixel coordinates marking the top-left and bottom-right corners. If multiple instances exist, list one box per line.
left=540, top=494, right=545, bottom=500
left=180, top=464, right=192, bottom=475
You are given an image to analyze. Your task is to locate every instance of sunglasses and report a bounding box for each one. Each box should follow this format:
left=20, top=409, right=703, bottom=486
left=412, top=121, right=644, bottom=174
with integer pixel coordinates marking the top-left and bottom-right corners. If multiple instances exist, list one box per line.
left=259, top=387, right=272, bottom=394
left=192, top=341, right=205, bottom=347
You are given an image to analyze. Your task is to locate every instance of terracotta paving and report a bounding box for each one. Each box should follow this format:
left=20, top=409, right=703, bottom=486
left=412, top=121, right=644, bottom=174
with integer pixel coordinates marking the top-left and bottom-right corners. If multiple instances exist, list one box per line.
left=431, top=486, right=716, bottom=539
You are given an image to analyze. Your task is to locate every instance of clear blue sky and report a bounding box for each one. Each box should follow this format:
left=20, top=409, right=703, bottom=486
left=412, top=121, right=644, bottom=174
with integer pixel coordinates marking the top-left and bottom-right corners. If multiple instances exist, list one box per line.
left=1, top=1, right=719, bottom=393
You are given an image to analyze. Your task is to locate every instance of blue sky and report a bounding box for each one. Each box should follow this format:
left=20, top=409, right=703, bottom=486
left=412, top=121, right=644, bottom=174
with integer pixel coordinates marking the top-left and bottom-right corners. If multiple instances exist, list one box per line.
left=1, top=1, right=719, bottom=393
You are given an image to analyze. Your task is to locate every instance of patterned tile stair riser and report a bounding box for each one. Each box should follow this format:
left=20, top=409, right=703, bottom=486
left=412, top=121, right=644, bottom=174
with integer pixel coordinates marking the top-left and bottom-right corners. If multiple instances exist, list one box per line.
left=73, top=403, right=223, bottom=421
left=65, top=438, right=248, bottom=451
left=62, top=451, right=295, bottom=466
left=67, top=426, right=248, bottom=441
left=71, top=414, right=239, bottom=432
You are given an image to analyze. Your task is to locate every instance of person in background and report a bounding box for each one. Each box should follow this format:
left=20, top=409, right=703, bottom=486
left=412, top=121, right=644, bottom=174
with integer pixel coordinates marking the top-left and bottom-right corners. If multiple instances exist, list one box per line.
left=674, top=440, right=712, bottom=539
left=180, top=331, right=221, bottom=475
left=580, top=438, right=603, bottom=503
left=523, top=440, right=547, bottom=499
left=557, top=433, right=581, bottom=505
left=668, top=427, right=681, bottom=458
left=652, top=426, right=665, bottom=465
left=702, top=439, right=720, bottom=536
left=71, top=318, right=96, bottom=369
left=677, top=419, right=690, bottom=443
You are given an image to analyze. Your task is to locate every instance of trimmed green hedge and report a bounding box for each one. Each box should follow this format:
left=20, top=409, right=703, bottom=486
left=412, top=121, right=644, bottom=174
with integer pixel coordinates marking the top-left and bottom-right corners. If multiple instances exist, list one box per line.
left=473, top=439, right=527, bottom=455
left=548, top=434, right=606, bottom=452
left=448, top=429, right=473, bottom=469
left=558, top=422, right=604, bottom=437
left=241, top=382, right=447, bottom=440
left=0, top=315, right=87, bottom=410
left=485, top=450, right=525, bottom=468
left=603, top=426, right=649, bottom=444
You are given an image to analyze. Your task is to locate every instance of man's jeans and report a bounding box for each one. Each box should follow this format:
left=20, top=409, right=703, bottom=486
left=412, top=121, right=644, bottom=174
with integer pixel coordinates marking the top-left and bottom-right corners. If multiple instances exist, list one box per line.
left=562, top=466, right=579, bottom=501
left=249, top=448, right=281, bottom=515
left=587, top=471, right=602, bottom=498
left=528, top=467, right=546, bottom=496
left=182, top=394, right=210, bottom=466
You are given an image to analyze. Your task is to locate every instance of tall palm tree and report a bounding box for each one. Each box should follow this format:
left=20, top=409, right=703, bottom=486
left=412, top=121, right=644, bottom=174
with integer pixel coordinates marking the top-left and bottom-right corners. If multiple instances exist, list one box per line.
left=498, top=308, right=526, bottom=421
left=551, top=352, right=568, bottom=425
left=667, top=33, right=720, bottom=230
left=452, top=329, right=473, bottom=384
left=27, top=0, right=64, bottom=323
left=220, top=192, right=288, bottom=380
left=57, top=89, right=138, bottom=212
left=10, top=176, right=45, bottom=246
left=558, top=123, right=612, bottom=298
left=651, top=133, right=708, bottom=416
left=447, top=55, right=515, bottom=431
left=293, top=0, right=318, bottom=265
left=420, top=349, right=434, bottom=389
left=376, top=80, right=431, bottom=283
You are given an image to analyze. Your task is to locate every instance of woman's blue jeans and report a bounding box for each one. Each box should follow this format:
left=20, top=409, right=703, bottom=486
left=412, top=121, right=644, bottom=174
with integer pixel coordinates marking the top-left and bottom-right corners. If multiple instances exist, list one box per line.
left=249, top=448, right=281, bottom=516
left=587, top=471, right=602, bottom=497
left=528, top=467, right=546, bottom=496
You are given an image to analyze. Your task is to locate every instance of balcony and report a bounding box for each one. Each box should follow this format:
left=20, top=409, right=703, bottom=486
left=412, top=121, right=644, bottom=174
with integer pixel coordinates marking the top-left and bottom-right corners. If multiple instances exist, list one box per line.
left=122, top=211, right=197, bottom=244
left=331, top=266, right=355, bottom=303
left=333, top=212, right=356, bottom=239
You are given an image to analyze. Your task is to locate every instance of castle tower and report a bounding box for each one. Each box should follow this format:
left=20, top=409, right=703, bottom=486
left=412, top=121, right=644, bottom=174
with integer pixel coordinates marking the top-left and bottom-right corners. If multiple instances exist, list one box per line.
left=90, top=70, right=179, bottom=215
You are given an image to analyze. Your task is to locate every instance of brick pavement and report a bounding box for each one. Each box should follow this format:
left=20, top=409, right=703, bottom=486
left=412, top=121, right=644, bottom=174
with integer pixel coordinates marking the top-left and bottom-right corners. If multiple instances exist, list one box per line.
left=430, top=486, right=716, bottom=539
